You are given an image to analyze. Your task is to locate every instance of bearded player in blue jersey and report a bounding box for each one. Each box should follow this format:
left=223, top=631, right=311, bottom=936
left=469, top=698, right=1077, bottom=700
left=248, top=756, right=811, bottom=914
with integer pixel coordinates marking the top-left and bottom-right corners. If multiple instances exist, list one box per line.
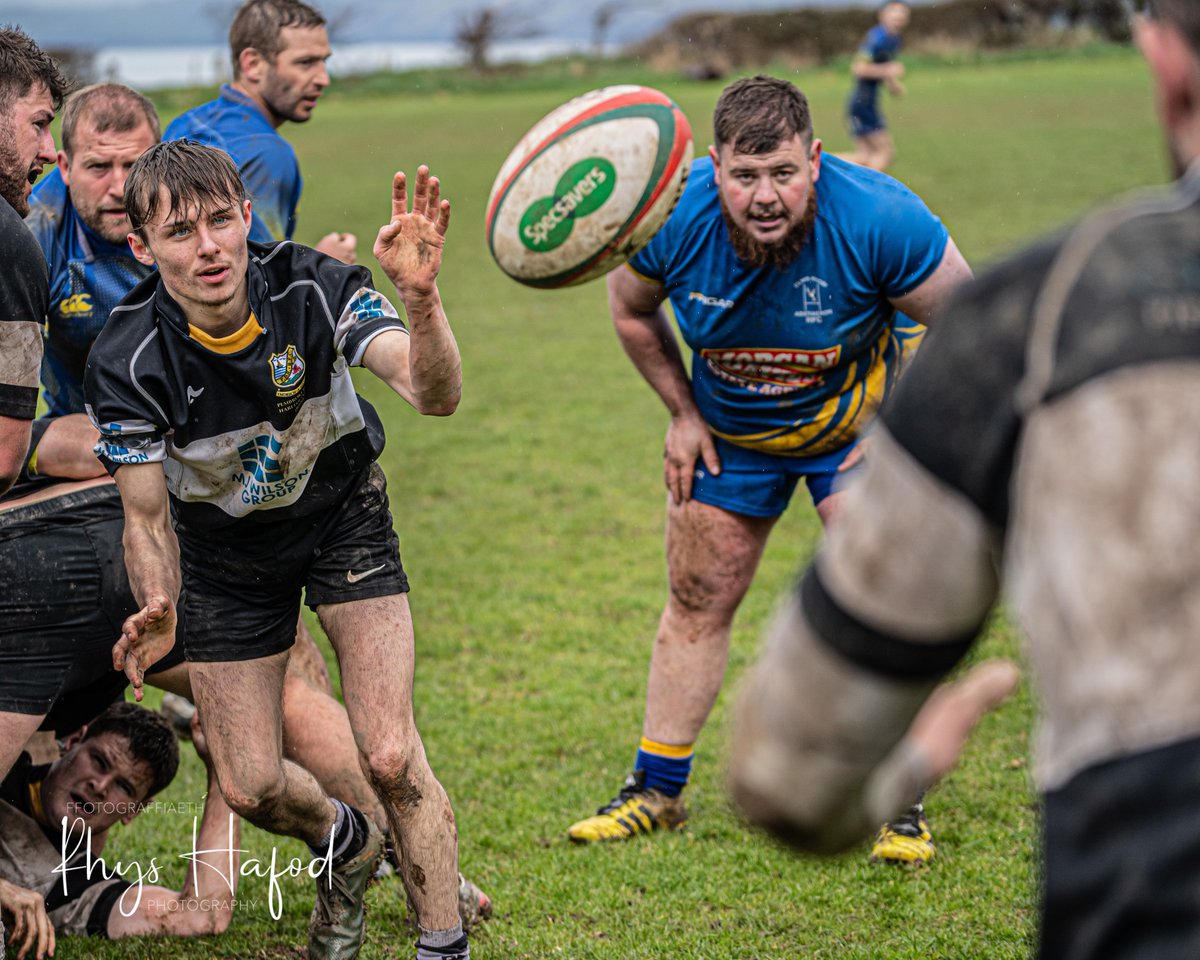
left=567, top=75, right=972, bottom=864
left=164, top=0, right=357, bottom=264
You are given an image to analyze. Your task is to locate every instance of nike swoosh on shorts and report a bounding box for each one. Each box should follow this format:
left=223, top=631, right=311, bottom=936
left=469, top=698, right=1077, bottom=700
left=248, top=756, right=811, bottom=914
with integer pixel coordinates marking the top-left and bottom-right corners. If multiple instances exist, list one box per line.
left=346, top=563, right=387, bottom=584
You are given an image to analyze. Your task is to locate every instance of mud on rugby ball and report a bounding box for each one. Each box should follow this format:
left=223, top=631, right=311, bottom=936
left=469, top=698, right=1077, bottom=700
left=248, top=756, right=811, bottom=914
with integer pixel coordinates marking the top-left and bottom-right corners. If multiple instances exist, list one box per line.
left=485, top=85, right=693, bottom=289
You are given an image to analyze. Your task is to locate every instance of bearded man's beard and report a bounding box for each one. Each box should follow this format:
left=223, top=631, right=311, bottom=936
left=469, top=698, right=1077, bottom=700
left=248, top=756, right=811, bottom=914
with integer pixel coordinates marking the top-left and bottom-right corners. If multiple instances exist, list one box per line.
left=721, top=189, right=817, bottom=270
left=0, top=135, right=31, bottom=216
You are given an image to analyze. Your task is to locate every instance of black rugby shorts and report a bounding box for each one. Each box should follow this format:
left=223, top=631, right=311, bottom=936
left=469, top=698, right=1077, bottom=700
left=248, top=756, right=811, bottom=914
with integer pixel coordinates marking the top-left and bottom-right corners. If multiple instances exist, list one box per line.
left=178, top=463, right=408, bottom=662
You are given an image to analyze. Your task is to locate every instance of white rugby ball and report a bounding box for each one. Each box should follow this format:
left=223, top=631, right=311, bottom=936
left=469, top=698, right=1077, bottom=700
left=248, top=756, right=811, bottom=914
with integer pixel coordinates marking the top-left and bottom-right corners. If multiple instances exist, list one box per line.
left=485, top=85, right=693, bottom=289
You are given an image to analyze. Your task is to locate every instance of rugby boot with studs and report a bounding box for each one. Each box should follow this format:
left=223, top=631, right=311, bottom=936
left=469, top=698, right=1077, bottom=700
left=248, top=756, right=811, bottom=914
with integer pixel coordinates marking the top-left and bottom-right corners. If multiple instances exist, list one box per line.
left=870, top=803, right=936, bottom=865
left=567, top=769, right=688, bottom=843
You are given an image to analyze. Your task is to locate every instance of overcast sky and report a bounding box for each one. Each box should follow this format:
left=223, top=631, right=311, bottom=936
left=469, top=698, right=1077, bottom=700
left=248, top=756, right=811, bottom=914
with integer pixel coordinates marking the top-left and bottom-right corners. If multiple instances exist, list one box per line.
left=1, top=0, right=924, bottom=47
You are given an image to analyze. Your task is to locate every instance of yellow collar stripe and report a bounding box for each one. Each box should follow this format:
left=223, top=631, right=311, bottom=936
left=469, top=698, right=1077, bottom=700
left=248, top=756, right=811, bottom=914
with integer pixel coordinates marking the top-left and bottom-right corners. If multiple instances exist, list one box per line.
left=189, top=310, right=264, bottom=354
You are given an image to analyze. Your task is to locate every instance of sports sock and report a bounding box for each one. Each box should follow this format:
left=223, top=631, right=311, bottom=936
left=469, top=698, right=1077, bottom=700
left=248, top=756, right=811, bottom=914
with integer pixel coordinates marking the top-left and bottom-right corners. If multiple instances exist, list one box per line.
left=417, top=923, right=468, bottom=959
left=308, top=799, right=368, bottom=866
left=635, top=737, right=694, bottom=797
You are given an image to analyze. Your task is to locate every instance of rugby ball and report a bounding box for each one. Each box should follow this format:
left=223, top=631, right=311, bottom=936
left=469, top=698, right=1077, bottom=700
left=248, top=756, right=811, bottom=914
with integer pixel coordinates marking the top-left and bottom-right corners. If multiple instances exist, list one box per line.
left=485, top=85, right=693, bottom=289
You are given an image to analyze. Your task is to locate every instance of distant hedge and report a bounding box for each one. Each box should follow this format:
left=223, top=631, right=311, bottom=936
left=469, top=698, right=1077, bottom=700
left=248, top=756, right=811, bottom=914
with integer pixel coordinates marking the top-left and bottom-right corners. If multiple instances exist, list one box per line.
left=634, top=0, right=1132, bottom=74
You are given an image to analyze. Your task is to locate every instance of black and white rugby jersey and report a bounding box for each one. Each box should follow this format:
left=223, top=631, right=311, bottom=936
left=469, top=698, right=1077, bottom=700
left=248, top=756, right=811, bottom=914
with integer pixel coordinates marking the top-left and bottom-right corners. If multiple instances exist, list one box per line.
left=84, top=240, right=407, bottom=531
left=801, top=163, right=1200, bottom=796
left=0, top=195, right=48, bottom=420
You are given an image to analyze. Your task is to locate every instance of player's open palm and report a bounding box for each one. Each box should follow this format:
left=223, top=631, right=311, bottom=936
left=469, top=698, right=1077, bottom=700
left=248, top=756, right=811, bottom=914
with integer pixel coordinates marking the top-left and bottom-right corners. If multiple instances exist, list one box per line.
left=374, top=166, right=451, bottom=301
left=113, top=594, right=177, bottom=702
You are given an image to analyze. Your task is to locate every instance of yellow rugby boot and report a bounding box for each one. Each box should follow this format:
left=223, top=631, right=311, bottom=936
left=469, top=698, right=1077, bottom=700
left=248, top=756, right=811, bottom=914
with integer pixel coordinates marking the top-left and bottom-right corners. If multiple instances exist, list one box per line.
left=568, top=771, right=688, bottom=843
left=870, top=804, right=936, bottom=865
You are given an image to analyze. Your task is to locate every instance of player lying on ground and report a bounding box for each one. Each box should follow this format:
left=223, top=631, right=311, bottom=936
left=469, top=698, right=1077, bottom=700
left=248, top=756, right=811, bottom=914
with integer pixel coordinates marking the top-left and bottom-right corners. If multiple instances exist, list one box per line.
left=86, top=141, right=473, bottom=960
left=0, top=423, right=491, bottom=944
left=1, top=703, right=239, bottom=959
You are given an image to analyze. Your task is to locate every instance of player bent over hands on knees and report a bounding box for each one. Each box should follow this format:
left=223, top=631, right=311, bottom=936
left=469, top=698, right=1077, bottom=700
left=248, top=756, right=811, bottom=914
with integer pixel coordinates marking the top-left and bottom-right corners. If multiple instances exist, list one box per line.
left=84, top=139, right=472, bottom=960
left=567, top=75, right=972, bottom=865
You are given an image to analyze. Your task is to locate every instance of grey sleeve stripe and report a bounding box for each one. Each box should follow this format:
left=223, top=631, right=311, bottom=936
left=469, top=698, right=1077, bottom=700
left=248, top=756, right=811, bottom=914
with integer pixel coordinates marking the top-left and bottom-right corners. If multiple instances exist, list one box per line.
left=1016, top=176, right=1200, bottom=415
left=270, top=279, right=335, bottom=329
left=129, top=328, right=169, bottom=425
left=256, top=240, right=294, bottom=266
left=107, top=293, right=156, bottom=317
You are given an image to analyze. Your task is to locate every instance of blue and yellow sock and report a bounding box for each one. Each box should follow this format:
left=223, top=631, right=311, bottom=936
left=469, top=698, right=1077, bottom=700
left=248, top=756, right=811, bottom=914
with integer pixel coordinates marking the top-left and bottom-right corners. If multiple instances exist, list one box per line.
left=635, top=737, right=694, bottom=798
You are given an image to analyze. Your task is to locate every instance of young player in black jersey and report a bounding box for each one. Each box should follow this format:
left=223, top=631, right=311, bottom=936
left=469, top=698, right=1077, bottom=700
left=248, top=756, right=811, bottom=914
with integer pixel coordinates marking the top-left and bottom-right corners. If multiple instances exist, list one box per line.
left=85, top=140, right=469, bottom=960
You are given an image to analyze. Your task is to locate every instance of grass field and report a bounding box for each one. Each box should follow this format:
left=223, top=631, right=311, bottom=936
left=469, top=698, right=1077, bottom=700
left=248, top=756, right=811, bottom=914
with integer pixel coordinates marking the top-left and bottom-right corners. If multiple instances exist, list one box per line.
left=61, top=48, right=1164, bottom=959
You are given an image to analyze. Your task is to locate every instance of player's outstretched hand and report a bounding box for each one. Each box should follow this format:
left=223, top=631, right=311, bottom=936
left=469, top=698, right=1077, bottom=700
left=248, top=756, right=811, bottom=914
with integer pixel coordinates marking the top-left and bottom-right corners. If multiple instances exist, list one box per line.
left=906, top=659, right=1020, bottom=784
left=374, top=166, right=450, bottom=301
left=1, top=876, right=55, bottom=960
left=315, top=231, right=358, bottom=264
left=664, top=414, right=721, bottom=505
left=112, top=595, right=177, bottom=702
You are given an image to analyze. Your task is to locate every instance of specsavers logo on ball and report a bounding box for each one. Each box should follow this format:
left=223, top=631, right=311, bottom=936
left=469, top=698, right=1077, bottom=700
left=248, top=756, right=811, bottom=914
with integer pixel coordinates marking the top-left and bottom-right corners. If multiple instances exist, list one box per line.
left=519, top=158, right=616, bottom=252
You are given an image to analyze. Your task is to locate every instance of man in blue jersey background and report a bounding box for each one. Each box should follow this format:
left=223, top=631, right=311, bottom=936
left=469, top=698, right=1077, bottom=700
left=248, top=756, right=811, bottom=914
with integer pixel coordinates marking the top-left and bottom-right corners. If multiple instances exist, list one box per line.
left=567, top=75, right=972, bottom=864
left=844, top=1, right=911, bottom=171
left=164, top=0, right=356, bottom=264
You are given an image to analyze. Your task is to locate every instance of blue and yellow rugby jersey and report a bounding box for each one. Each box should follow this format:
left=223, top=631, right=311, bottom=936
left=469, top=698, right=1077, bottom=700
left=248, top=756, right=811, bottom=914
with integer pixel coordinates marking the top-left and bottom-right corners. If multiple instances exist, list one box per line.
left=626, top=155, right=946, bottom=458
left=164, top=86, right=301, bottom=244
left=85, top=241, right=406, bottom=531
left=26, top=169, right=154, bottom=417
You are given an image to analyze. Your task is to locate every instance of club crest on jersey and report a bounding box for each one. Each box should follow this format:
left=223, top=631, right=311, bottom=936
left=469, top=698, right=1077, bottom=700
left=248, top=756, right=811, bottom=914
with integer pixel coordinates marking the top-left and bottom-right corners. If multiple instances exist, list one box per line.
left=793, top=276, right=833, bottom=325
left=269, top=345, right=306, bottom=407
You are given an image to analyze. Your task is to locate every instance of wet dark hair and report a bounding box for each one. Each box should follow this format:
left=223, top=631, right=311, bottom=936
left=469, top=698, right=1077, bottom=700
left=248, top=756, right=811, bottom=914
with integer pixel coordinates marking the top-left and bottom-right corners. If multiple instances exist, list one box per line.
left=1145, top=0, right=1200, bottom=56
left=125, top=139, right=246, bottom=239
left=61, top=83, right=161, bottom=158
left=230, top=0, right=326, bottom=75
left=0, top=26, right=71, bottom=114
left=713, top=75, right=813, bottom=156
left=83, top=702, right=180, bottom=799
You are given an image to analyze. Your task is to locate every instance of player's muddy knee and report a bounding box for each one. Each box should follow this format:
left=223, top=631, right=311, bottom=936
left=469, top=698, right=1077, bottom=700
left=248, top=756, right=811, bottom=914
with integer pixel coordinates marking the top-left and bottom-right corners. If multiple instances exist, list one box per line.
left=365, top=749, right=424, bottom=811
left=220, top=772, right=289, bottom=826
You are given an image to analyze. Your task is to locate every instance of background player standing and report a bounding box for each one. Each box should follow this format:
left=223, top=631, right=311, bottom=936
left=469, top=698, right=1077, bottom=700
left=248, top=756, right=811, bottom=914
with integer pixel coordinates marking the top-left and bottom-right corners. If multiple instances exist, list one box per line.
left=566, top=75, right=971, bottom=864
left=843, top=1, right=911, bottom=172
left=165, top=0, right=357, bottom=263
left=730, top=2, right=1200, bottom=956
left=85, top=142, right=469, bottom=960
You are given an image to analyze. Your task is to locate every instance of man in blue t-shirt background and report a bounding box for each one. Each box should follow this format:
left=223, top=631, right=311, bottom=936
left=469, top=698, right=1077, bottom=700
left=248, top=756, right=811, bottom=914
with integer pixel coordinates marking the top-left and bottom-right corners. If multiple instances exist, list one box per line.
left=164, top=0, right=357, bottom=264
left=844, top=1, right=911, bottom=171
left=566, top=75, right=972, bottom=865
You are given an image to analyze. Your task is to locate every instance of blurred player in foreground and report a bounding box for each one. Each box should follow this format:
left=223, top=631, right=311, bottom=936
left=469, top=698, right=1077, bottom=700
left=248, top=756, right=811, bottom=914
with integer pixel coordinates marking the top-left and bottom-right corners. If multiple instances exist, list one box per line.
left=85, top=141, right=469, bottom=960
left=843, top=1, right=911, bottom=171
left=165, top=0, right=357, bottom=263
left=731, top=2, right=1200, bottom=955
left=568, top=75, right=971, bottom=864
left=1, top=703, right=239, bottom=959
left=0, top=29, right=68, bottom=495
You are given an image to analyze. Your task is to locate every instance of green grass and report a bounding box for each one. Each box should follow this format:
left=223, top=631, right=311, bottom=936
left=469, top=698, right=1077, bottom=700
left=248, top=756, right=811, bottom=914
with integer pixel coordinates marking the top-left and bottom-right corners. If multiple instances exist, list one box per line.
left=63, top=48, right=1163, bottom=958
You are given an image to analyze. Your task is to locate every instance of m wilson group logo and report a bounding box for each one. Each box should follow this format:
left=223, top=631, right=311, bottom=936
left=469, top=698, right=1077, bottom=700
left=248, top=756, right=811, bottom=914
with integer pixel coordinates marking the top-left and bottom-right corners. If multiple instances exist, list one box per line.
left=519, top=158, right=616, bottom=252
left=235, top=433, right=310, bottom=506
left=701, top=346, right=842, bottom=394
